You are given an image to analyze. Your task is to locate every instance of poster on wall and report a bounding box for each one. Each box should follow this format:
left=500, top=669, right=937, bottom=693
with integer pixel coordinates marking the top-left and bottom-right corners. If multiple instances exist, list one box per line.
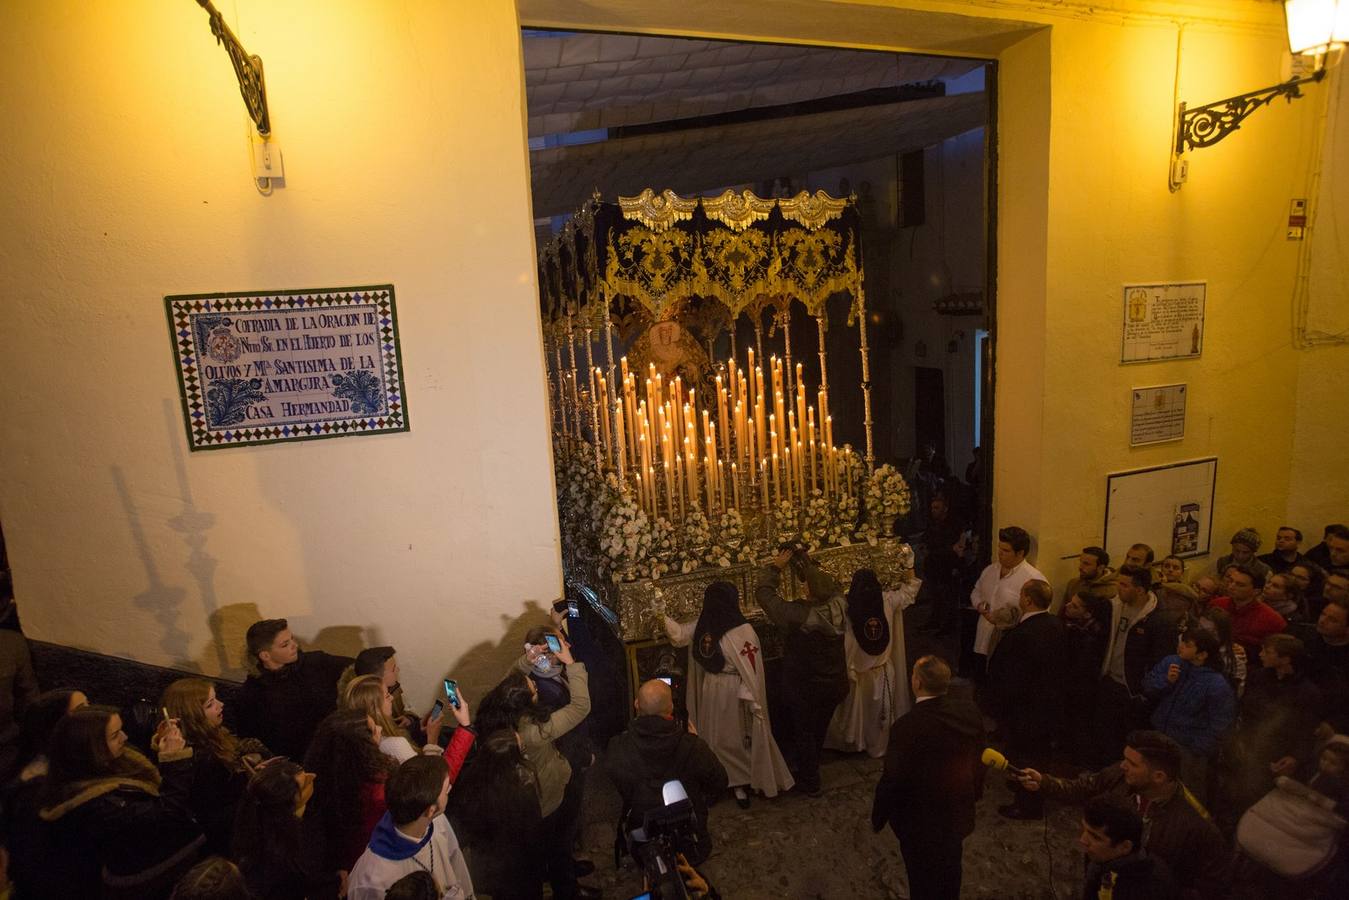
left=166, top=285, right=409, bottom=451
left=1103, top=457, right=1217, bottom=561
left=1120, top=281, right=1206, bottom=363
left=1129, top=383, right=1187, bottom=446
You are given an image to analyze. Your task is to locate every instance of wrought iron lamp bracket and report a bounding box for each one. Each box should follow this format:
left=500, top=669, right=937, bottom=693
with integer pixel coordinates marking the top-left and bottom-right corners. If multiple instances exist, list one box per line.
left=195, top=0, right=271, bottom=136
left=1176, top=68, right=1325, bottom=153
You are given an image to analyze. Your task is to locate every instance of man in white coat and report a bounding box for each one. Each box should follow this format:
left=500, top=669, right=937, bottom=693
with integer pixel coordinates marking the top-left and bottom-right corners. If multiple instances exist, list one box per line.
left=970, top=526, right=1047, bottom=672
left=664, top=580, right=794, bottom=806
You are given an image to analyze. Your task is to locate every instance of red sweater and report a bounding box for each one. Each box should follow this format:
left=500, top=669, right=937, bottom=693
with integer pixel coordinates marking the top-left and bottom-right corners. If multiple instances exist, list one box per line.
left=1210, top=596, right=1286, bottom=657
left=346, top=726, right=477, bottom=871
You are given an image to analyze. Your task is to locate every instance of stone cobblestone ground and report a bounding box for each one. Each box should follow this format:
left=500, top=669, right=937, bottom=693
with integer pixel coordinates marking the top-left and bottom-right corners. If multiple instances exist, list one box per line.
left=576, top=749, right=1085, bottom=899
left=570, top=603, right=1085, bottom=898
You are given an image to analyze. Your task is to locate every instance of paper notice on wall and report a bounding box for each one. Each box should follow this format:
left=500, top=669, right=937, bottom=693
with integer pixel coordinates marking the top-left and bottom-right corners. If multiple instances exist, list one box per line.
left=1120, top=282, right=1205, bottom=363
left=1130, top=384, right=1186, bottom=446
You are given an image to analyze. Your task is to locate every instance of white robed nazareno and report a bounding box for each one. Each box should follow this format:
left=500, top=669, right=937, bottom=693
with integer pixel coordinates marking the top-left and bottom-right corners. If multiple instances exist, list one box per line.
left=825, top=578, right=921, bottom=757
left=663, top=617, right=795, bottom=797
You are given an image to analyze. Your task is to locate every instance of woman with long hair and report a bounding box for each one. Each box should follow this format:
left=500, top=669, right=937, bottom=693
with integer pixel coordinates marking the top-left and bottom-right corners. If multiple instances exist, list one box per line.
left=28, top=705, right=203, bottom=898
left=1198, top=605, right=1247, bottom=697
left=476, top=646, right=591, bottom=900
left=343, top=674, right=474, bottom=766
left=448, top=728, right=544, bottom=900
left=232, top=757, right=336, bottom=899
left=159, top=678, right=269, bottom=855
left=303, top=708, right=399, bottom=877
left=825, top=567, right=920, bottom=758
left=1262, top=572, right=1307, bottom=623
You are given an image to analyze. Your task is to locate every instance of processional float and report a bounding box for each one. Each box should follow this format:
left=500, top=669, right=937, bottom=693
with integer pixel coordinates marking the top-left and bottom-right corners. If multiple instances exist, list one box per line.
left=539, top=188, right=912, bottom=646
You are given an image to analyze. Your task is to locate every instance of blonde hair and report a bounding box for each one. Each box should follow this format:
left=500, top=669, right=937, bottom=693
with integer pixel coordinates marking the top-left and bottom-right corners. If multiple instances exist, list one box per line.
left=344, top=674, right=406, bottom=741
left=161, top=677, right=240, bottom=768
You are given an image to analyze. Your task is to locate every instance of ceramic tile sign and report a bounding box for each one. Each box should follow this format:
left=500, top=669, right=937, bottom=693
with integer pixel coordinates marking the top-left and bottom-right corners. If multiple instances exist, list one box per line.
left=1120, top=281, right=1205, bottom=363
left=1130, top=383, right=1187, bottom=446
left=166, top=285, right=408, bottom=451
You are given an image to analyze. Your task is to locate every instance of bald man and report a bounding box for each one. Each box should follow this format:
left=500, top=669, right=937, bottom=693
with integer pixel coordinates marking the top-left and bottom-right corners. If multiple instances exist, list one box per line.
left=604, top=679, right=728, bottom=864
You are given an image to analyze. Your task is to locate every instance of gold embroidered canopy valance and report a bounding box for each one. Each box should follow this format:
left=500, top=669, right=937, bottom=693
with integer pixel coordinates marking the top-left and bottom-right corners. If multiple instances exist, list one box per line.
left=538, top=188, right=865, bottom=335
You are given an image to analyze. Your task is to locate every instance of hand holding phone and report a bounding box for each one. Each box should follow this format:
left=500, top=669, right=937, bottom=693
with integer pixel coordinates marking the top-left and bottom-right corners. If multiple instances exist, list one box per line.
left=443, top=678, right=460, bottom=710
left=429, top=699, right=445, bottom=720
left=543, top=633, right=563, bottom=655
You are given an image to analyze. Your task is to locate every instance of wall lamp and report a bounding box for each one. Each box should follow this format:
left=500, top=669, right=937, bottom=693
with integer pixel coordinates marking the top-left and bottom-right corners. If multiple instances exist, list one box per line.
left=194, top=0, right=271, bottom=136
left=1175, top=0, right=1345, bottom=156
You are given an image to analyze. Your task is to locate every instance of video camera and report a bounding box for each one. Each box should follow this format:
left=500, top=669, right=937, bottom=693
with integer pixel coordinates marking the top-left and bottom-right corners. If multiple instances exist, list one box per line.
left=628, top=781, right=701, bottom=900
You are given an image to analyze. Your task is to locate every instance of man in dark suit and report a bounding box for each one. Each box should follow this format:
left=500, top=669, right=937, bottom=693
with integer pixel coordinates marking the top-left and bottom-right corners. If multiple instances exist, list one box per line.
left=871, top=655, right=985, bottom=900
left=986, top=578, right=1067, bottom=819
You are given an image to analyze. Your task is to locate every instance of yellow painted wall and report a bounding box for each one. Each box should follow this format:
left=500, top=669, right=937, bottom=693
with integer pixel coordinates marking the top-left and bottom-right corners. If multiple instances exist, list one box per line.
left=0, top=1, right=561, bottom=704
left=1, top=0, right=1345, bottom=705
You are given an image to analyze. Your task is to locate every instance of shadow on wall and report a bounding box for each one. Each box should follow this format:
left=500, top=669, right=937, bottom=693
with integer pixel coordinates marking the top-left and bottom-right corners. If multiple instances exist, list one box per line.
left=436, top=600, right=553, bottom=704
left=111, top=464, right=197, bottom=671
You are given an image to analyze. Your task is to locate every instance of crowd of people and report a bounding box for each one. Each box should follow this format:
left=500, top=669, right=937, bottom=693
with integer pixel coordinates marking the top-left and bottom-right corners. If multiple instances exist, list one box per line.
left=921, top=517, right=1349, bottom=899
left=0, top=515, right=1345, bottom=899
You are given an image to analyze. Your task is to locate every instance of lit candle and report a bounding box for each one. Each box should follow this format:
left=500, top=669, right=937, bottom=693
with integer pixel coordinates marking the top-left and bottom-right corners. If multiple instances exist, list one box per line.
left=745, top=416, right=756, bottom=484
left=731, top=461, right=740, bottom=513
left=784, top=445, right=794, bottom=505
left=614, top=401, right=625, bottom=486
left=771, top=450, right=780, bottom=506
left=807, top=406, right=817, bottom=495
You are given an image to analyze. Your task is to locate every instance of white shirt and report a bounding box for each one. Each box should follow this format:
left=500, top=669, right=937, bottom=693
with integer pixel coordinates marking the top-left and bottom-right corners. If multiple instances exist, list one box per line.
left=347, top=814, right=474, bottom=900
left=971, top=558, right=1047, bottom=655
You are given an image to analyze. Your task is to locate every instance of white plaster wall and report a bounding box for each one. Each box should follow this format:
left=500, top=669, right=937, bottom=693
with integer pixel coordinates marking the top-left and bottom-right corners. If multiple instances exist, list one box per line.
left=0, top=1, right=560, bottom=705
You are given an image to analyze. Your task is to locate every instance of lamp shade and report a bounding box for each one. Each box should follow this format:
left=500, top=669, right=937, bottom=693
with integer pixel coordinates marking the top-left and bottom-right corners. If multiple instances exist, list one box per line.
left=1286, top=0, right=1349, bottom=54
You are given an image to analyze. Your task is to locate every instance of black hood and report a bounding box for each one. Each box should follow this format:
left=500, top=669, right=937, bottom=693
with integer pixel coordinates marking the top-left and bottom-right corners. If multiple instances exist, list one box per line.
left=627, top=715, right=688, bottom=767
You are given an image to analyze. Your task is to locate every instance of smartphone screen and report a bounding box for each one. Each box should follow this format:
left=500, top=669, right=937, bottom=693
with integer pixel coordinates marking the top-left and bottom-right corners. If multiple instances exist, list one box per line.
left=443, top=679, right=460, bottom=709
left=567, top=600, right=580, bottom=618
left=544, top=634, right=563, bottom=654
left=430, top=699, right=444, bottom=719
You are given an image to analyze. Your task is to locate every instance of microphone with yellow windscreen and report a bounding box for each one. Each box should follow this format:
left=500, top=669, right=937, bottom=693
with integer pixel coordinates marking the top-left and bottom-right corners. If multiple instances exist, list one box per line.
left=980, top=748, right=1027, bottom=778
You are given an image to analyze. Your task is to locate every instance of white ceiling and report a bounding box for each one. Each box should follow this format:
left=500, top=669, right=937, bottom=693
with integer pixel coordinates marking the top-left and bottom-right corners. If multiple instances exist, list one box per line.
left=524, top=32, right=988, bottom=218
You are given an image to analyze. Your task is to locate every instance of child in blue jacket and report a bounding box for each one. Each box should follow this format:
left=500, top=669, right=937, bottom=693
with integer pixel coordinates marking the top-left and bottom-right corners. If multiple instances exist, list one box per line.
left=1144, top=628, right=1237, bottom=801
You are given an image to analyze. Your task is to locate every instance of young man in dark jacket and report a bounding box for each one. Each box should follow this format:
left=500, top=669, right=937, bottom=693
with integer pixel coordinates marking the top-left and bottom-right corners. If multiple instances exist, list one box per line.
left=1078, top=795, right=1178, bottom=900
left=987, top=579, right=1067, bottom=819
left=872, top=655, right=985, bottom=900
left=604, top=679, right=727, bottom=864
left=1019, top=730, right=1226, bottom=900
left=234, top=618, right=353, bottom=761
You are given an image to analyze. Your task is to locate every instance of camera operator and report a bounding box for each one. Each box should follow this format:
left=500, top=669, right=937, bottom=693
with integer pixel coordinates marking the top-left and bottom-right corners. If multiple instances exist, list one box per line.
left=756, top=544, right=849, bottom=796
left=605, top=679, right=727, bottom=866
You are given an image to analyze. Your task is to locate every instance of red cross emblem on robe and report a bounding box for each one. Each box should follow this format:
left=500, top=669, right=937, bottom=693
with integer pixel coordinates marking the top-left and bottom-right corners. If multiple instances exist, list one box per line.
left=739, top=641, right=759, bottom=672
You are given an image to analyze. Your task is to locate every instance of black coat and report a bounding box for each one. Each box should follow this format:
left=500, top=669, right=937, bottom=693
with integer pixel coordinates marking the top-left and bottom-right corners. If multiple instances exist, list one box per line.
left=987, top=612, right=1068, bottom=748
left=21, top=752, right=204, bottom=899
left=234, top=650, right=352, bottom=761
left=604, top=714, right=728, bottom=860
left=871, top=694, right=986, bottom=839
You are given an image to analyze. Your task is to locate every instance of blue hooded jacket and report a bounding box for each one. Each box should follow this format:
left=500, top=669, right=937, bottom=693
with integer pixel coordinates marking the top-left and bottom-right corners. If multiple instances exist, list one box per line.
left=1144, top=654, right=1237, bottom=755
left=366, top=812, right=432, bottom=861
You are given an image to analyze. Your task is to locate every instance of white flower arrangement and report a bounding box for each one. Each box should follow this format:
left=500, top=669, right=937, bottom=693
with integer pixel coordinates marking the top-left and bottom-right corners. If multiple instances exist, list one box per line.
left=866, top=463, right=913, bottom=520
left=773, top=498, right=801, bottom=545
left=678, top=508, right=713, bottom=573
left=829, top=492, right=860, bottom=547
left=711, top=509, right=755, bottom=566
left=801, top=490, right=833, bottom=551
left=597, top=488, right=652, bottom=582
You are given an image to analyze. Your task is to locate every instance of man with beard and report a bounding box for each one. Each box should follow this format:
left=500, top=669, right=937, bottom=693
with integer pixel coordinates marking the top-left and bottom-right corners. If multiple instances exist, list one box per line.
left=1052, top=547, right=1117, bottom=616
left=757, top=545, right=850, bottom=797
left=664, top=581, right=793, bottom=806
